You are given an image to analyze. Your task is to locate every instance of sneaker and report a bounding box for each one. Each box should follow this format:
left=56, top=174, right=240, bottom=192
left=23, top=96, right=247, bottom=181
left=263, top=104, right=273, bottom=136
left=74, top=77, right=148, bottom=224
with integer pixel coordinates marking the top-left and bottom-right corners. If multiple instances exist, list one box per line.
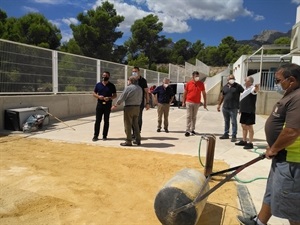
left=244, top=143, right=254, bottom=149
left=191, top=131, right=196, bottom=135
left=185, top=132, right=190, bottom=137
left=164, top=129, right=169, bottom=133
left=235, top=140, right=247, bottom=146
left=92, top=136, right=99, bottom=142
left=219, top=134, right=229, bottom=139
left=102, top=136, right=107, bottom=141
left=231, top=135, right=237, bottom=142
left=157, top=129, right=161, bottom=132
left=236, top=215, right=258, bottom=225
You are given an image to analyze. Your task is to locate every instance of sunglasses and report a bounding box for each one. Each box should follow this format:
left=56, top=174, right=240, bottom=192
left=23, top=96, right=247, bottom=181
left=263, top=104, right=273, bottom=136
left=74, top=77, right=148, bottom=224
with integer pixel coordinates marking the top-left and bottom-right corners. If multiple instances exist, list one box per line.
left=274, top=77, right=289, bottom=84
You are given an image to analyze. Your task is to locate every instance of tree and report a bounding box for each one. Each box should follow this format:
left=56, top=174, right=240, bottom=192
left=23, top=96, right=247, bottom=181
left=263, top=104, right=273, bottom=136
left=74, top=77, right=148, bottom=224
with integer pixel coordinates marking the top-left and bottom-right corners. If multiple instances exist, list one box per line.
left=233, top=44, right=254, bottom=62
left=112, top=44, right=128, bottom=64
left=1, top=12, right=61, bottom=49
left=0, top=9, right=7, bottom=37
left=70, top=1, right=124, bottom=61
left=128, top=53, right=149, bottom=69
left=60, top=38, right=83, bottom=55
left=170, top=39, right=192, bottom=65
left=266, top=37, right=291, bottom=54
left=125, top=14, right=169, bottom=68
left=190, top=40, right=205, bottom=62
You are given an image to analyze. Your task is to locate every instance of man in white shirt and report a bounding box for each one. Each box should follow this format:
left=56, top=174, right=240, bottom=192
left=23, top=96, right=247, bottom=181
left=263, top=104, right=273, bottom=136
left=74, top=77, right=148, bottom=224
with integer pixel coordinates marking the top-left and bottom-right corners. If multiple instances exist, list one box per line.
left=235, top=76, right=259, bottom=149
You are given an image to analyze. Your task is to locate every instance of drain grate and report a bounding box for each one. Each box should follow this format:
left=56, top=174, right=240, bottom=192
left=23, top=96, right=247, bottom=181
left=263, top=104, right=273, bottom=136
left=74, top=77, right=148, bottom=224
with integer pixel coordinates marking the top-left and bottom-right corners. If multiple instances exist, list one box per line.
left=237, top=184, right=257, bottom=217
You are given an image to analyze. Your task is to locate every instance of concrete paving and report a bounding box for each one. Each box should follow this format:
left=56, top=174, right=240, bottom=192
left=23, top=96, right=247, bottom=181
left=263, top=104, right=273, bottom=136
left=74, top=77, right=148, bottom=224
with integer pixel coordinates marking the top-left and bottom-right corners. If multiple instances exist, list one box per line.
left=3, top=105, right=289, bottom=225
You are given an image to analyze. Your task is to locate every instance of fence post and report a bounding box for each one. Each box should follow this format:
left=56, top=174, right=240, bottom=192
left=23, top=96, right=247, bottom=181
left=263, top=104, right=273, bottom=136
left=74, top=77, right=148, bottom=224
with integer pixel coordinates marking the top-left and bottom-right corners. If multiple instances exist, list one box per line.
left=52, top=51, right=58, bottom=94
left=158, top=72, right=160, bottom=86
left=177, top=66, right=180, bottom=83
left=125, top=65, right=128, bottom=88
left=97, top=60, right=101, bottom=83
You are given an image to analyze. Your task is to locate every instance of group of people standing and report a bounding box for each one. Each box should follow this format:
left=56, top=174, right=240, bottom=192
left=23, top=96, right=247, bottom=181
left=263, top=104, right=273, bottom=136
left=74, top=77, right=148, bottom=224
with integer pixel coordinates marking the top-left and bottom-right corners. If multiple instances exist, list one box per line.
left=91, top=68, right=258, bottom=148
left=218, top=74, right=259, bottom=149
left=92, top=66, right=149, bottom=146
left=92, top=63, right=300, bottom=224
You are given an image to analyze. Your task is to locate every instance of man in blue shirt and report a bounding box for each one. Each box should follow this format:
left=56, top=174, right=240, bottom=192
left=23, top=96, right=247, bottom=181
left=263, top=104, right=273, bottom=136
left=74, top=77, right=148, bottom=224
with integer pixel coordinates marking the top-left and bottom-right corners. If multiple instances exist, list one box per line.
left=92, top=71, right=117, bottom=141
left=152, top=78, right=175, bottom=133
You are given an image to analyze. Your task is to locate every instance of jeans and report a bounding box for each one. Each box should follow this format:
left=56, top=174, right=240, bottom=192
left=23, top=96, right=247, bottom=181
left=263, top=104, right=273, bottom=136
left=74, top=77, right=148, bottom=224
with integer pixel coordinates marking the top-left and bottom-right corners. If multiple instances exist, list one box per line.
left=222, top=108, right=238, bottom=136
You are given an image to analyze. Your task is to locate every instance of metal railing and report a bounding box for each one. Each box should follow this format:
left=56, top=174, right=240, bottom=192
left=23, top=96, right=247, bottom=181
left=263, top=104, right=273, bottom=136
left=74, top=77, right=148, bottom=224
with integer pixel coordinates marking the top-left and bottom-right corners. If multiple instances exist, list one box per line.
left=247, top=71, right=276, bottom=91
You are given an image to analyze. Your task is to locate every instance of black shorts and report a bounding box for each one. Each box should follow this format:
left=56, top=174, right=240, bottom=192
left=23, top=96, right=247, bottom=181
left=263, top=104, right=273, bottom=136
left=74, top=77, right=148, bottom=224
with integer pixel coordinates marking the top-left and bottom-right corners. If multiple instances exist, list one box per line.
left=240, top=112, right=255, bottom=125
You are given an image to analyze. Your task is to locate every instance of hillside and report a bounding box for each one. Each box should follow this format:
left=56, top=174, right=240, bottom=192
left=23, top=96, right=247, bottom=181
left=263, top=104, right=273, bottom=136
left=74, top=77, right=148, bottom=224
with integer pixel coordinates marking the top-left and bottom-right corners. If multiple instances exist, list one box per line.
left=237, top=29, right=291, bottom=48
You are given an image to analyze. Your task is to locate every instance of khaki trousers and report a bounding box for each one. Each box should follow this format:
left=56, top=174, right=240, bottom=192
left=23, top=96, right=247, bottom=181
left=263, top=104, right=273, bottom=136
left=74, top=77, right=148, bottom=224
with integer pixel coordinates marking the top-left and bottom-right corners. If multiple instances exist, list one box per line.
left=186, top=102, right=200, bottom=132
left=124, top=106, right=141, bottom=143
left=157, top=103, right=170, bottom=129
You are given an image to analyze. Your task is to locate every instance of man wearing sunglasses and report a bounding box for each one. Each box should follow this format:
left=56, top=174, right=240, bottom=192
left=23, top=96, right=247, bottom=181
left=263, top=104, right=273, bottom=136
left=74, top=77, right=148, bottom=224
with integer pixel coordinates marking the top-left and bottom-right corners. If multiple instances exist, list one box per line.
left=237, top=63, right=300, bottom=225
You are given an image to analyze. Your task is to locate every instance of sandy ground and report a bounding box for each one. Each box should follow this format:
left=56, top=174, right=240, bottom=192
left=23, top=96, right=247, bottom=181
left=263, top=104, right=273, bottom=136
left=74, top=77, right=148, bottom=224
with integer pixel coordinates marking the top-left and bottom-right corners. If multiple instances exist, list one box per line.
left=0, top=135, right=240, bottom=225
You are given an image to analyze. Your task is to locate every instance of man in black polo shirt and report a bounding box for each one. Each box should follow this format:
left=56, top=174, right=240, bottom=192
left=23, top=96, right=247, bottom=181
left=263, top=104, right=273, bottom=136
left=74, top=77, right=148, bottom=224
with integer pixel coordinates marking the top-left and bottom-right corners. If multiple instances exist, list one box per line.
left=131, top=66, right=150, bottom=138
left=92, top=71, right=117, bottom=141
left=152, top=77, right=175, bottom=133
left=217, top=75, right=244, bottom=142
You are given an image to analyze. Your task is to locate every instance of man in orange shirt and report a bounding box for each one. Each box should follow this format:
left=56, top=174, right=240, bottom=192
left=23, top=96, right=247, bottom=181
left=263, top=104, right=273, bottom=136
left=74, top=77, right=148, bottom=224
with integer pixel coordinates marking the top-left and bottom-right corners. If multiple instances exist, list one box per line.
left=182, top=71, right=207, bottom=136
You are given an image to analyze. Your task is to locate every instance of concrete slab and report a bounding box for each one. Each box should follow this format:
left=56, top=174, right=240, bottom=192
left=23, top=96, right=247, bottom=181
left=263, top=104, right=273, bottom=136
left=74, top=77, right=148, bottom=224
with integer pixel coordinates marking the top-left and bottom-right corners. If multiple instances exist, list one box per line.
left=2, top=105, right=289, bottom=225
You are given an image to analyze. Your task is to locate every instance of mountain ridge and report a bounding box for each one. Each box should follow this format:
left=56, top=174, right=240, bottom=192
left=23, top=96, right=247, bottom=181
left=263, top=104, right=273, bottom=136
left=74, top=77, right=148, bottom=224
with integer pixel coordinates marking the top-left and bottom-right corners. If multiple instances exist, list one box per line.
left=237, top=29, right=291, bottom=48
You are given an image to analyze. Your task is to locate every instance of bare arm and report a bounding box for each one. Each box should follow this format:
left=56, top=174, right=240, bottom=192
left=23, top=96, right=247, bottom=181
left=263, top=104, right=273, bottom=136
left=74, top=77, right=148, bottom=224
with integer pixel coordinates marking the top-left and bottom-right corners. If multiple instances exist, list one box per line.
left=144, top=88, right=149, bottom=103
left=144, top=87, right=150, bottom=110
left=254, top=84, right=260, bottom=93
left=202, top=90, right=207, bottom=109
left=93, top=92, right=104, bottom=100
left=111, top=92, right=117, bottom=100
left=217, top=93, right=224, bottom=112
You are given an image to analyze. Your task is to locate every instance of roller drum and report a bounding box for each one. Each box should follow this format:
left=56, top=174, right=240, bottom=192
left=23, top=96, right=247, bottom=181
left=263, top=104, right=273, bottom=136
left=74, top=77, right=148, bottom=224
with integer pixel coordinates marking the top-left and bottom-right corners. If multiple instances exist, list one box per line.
left=154, top=168, right=209, bottom=225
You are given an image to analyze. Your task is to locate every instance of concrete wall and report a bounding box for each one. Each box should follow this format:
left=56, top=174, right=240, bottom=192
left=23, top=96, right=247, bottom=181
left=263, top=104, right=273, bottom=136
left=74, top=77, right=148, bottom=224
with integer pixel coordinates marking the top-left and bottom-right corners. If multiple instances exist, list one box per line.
left=0, top=94, right=121, bottom=131
left=256, top=91, right=280, bottom=115
left=0, top=91, right=280, bottom=131
left=206, top=84, right=280, bottom=116
left=206, top=82, right=222, bottom=105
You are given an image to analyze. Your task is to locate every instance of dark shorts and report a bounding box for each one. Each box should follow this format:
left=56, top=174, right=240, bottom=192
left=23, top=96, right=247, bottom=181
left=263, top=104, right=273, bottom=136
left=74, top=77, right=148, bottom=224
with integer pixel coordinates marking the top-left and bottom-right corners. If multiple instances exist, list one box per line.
left=263, top=161, right=300, bottom=221
left=240, top=112, right=255, bottom=125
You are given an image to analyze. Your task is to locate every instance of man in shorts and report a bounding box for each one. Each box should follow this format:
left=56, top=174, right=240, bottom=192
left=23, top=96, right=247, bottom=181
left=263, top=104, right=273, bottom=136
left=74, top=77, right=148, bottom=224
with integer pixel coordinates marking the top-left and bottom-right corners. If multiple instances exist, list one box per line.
left=235, top=76, right=259, bottom=149
left=237, top=63, right=300, bottom=225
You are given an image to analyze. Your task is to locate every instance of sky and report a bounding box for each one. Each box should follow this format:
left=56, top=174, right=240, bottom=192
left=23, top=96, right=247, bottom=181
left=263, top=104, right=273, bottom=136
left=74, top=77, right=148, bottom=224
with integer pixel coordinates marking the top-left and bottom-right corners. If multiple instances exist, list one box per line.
left=1, top=0, right=300, bottom=46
